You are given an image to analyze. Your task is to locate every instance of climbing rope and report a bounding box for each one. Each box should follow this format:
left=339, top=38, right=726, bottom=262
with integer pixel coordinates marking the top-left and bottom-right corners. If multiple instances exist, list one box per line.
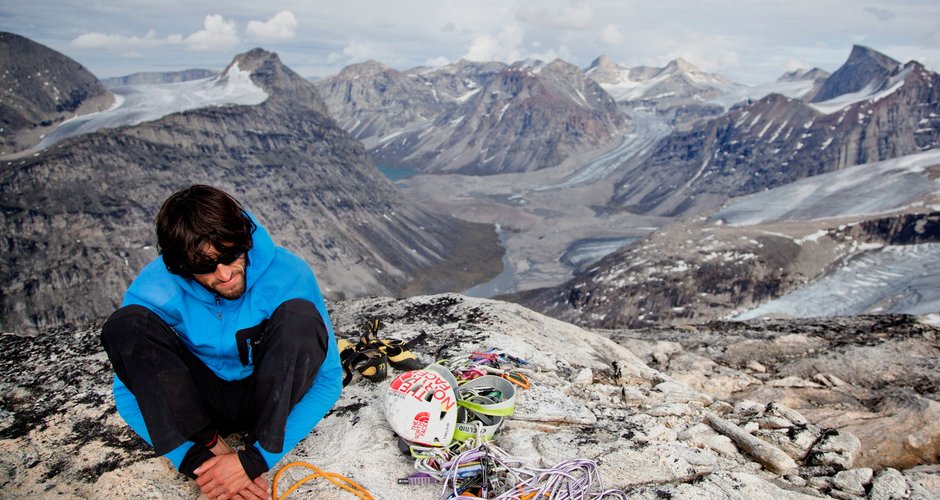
left=272, top=461, right=376, bottom=500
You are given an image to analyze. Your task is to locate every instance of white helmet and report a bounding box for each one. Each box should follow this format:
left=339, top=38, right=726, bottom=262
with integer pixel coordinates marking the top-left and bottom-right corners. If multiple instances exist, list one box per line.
left=384, top=366, right=460, bottom=447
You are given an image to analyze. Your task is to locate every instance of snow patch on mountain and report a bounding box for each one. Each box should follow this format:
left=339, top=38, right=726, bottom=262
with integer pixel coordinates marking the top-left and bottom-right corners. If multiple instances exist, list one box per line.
left=32, top=62, right=268, bottom=150
left=589, top=56, right=815, bottom=109
left=712, top=148, right=940, bottom=226
left=809, top=65, right=912, bottom=114
left=734, top=243, right=940, bottom=320
left=707, top=80, right=817, bottom=109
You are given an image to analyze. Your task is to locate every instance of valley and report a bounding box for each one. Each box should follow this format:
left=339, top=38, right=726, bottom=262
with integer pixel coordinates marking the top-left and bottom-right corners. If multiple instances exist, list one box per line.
left=3, top=33, right=938, bottom=333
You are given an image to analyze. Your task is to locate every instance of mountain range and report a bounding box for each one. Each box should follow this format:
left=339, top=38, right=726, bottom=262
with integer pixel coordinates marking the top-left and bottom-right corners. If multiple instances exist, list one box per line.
left=1, top=33, right=938, bottom=335
left=314, top=58, right=630, bottom=174
left=609, top=46, right=940, bottom=217
left=0, top=35, right=501, bottom=332
left=505, top=46, right=940, bottom=329
left=335, top=44, right=936, bottom=329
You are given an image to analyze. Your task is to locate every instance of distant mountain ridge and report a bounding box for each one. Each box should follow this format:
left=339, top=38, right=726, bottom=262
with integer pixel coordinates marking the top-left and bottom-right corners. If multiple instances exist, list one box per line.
left=584, top=55, right=831, bottom=131
left=0, top=32, right=114, bottom=156
left=504, top=46, right=940, bottom=329
left=609, top=47, right=940, bottom=217
left=100, top=69, right=218, bottom=87
left=585, top=55, right=735, bottom=102
left=0, top=43, right=501, bottom=332
left=316, top=58, right=630, bottom=175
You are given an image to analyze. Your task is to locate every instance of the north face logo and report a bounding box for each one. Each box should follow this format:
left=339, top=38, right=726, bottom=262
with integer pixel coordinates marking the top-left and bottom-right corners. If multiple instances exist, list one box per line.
left=411, top=411, right=430, bottom=438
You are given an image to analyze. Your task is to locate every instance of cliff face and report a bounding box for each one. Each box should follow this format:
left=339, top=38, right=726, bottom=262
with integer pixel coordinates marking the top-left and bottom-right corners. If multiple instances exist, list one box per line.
left=0, top=48, right=501, bottom=332
left=0, top=32, right=114, bottom=155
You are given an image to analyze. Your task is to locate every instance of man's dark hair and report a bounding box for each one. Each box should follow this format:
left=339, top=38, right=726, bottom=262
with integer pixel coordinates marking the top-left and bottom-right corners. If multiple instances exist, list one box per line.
left=155, top=185, right=256, bottom=277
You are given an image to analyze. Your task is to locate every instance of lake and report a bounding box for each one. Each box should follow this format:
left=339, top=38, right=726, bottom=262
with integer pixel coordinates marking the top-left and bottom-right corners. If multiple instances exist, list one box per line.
left=377, top=166, right=420, bottom=181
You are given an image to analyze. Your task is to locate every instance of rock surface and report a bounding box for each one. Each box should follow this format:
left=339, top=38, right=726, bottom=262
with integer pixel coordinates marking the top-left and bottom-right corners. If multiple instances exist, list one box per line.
left=2, top=294, right=938, bottom=498
left=604, top=315, right=940, bottom=473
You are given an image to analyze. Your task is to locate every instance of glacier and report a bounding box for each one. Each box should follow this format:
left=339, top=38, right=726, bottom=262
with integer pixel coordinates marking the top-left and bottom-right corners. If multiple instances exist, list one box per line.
left=32, top=62, right=268, bottom=151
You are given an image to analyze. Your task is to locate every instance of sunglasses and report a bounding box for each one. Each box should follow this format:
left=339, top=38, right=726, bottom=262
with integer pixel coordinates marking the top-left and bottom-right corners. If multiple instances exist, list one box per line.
left=188, top=247, right=247, bottom=275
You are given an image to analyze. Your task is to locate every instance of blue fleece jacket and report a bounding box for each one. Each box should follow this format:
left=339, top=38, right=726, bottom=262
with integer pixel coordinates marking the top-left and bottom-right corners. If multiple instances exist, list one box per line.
left=112, top=215, right=342, bottom=470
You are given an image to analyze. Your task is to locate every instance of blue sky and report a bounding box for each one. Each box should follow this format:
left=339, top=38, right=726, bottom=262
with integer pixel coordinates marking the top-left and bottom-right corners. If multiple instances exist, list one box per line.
left=2, top=1, right=938, bottom=84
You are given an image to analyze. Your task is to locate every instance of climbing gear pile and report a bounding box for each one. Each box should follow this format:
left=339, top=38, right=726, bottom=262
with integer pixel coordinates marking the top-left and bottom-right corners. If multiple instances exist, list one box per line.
left=398, top=439, right=631, bottom=499
left=386, top=349, right=640, bottom=498
left=386, top=349, right=530, bottom=449
left=339, top=319, right=425, bottom=386
left=440, top=349, right=533, bottom=389
left=385, top=348, right=555, bottom=497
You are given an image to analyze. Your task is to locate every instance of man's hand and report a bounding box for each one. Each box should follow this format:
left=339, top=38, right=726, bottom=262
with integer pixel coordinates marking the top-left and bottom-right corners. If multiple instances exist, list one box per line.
left=194, top=454, right=270, bottom=500
left=234, top=477, right=271, bottom=500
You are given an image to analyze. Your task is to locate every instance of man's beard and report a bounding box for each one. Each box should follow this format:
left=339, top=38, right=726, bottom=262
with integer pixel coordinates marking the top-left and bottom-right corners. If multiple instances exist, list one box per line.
left=207, top=268, right=247, bottom=300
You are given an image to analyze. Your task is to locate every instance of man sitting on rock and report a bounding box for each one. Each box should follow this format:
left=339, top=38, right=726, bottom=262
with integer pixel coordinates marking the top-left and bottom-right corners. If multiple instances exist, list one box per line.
left=101, top=185, right=342, bottom=499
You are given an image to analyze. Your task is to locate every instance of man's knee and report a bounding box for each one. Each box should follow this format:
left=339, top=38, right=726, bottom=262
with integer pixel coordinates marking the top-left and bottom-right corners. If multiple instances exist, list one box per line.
left=268, top=299, right=329, bottom=354
left=101, top=304, right=172, bottom=355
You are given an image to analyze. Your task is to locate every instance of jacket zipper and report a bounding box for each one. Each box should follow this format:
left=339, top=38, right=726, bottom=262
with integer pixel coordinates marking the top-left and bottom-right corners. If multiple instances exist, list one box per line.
left=216, top=297, right=222, bottom=320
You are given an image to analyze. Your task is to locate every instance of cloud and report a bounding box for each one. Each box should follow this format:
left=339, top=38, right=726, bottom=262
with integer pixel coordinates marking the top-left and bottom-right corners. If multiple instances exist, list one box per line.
left=246, top=11, right=297, bottom=41
left=185, top=14, right=239, bottom=51
left=516, top=1, right=592, bottom=30
left=329, top=41, right=394, bottom=64
left=785, top=57, right=810, bottom=71
left=68, top=14, right=237, bottom=55
left=70, top=30, right=183, bottom=51
left=600, top=25, right=622, bottom=45
left=657, top=33, right=741, bottom=74
left=864, top=7, right=896, bottom=22
left=464, top=25, right=524, bottom=63
left=425, top=56, right=451, bottom=67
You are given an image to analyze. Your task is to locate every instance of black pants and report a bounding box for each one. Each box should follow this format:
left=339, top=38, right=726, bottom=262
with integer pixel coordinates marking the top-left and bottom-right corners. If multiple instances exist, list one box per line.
left=101, top=298, right=328, bottom=458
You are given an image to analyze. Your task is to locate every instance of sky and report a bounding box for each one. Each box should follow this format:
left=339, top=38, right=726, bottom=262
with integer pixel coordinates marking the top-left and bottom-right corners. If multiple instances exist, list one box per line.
left=2, top=1, right=939, bottom=85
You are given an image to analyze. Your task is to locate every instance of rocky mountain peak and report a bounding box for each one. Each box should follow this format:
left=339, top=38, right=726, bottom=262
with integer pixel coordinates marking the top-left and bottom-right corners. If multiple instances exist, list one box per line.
left=846, top=44, right=902, bottom=69
left=339, top=59, right=395, bottom=77
left=777, top=67, right=830, bottom=83
left=587, top=54, right=616, bottom=70
left=660, top=58, right=733, bottom=86
left=230, top=47, right=279, bottom=70
left=0, top=31, right=114, bottom=155
left=223, top=47, right=330, bottom=117
left=583, top=55, right=627, bottom=85
left=663, top=57, right=699, bottom=74
left=811, top=44, right=900, bottom=102
left=539, top=58, right=587, bottom=83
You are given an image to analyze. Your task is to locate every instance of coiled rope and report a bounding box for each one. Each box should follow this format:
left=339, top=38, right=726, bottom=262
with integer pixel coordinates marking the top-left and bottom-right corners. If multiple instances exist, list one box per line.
left=272, top=461, right=375, bottom=500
